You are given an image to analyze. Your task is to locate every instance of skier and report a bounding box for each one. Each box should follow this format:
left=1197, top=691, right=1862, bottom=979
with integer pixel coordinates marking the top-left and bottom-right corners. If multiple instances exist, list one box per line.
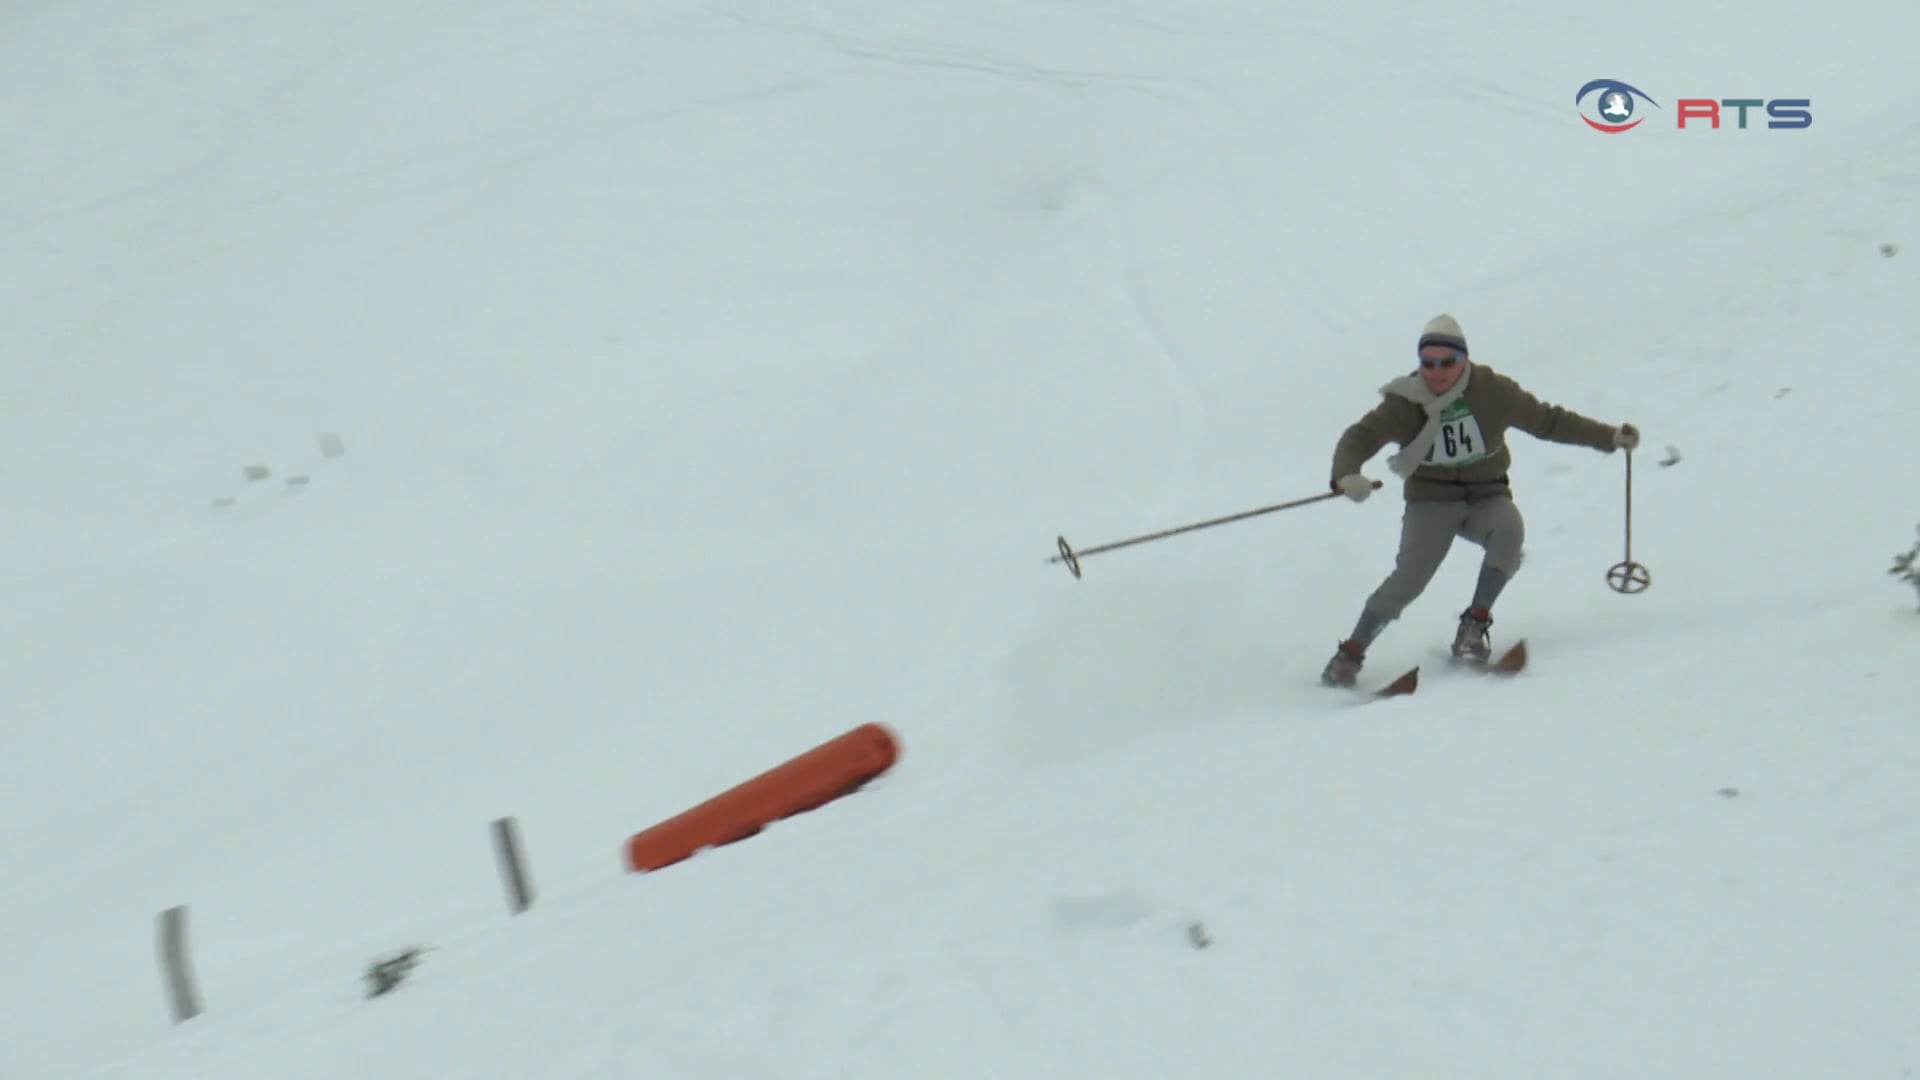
left=1319, top=314, right=1639, bottom=688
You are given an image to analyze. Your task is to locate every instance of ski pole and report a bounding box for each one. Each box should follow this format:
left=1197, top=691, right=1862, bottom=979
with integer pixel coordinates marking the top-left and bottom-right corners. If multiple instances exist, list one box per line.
left=1605, top=448, right=1651, bottom=593
left=1049, top=480, right=1381, bottom=579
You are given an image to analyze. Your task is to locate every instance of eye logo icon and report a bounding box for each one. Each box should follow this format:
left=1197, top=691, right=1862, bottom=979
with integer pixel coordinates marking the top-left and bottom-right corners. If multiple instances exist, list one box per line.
left=1577, top=78, right=1659, bottom=133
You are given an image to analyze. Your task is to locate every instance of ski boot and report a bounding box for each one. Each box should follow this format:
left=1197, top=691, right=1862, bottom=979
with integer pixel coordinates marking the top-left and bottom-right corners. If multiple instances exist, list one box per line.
left=1320, top=639, right=1366, bottom=688
left=1451, top=606, right=1493, bottom=664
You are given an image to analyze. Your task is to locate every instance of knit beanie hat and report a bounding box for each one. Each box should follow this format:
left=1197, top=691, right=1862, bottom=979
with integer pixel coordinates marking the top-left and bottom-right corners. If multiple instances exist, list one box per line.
left=1417, top=313, right=1468, bottom=355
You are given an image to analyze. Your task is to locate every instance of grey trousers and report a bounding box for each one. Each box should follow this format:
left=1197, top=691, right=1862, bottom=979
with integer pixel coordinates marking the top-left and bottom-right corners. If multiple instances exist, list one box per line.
left=1364, top=496, right=1525, bottom=621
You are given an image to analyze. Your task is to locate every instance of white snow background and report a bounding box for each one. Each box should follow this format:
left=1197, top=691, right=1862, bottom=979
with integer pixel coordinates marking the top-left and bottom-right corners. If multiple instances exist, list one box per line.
left=3, top=2, right=1918, bottom=1077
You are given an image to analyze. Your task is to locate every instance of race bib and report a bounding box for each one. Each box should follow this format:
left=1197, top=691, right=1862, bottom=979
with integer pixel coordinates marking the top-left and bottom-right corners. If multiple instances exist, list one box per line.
left=1424, top=399, right=1489, bottom=466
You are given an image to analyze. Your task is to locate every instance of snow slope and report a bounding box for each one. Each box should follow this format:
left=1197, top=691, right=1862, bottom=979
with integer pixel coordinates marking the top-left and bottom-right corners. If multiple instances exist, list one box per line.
left=3, top=2, right=1917, bottom=1077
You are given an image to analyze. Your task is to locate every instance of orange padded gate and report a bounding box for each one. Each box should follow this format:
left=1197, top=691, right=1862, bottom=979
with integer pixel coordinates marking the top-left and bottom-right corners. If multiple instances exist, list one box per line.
left=625, top=722, right=900, bottom=872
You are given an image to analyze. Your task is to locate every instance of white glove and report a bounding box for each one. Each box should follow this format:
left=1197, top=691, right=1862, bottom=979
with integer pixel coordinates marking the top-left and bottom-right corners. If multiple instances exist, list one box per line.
left=1613, top=423, right=1640, bottom=451
left=1335, top=474, right=1374, bottom=502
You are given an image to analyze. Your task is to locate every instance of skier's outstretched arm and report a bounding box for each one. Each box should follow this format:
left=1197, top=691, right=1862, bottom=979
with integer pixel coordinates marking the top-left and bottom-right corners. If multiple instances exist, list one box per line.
left=1494, top=374, right=1627, bottom=451
left=1330, top=396, right=1418, bottom=489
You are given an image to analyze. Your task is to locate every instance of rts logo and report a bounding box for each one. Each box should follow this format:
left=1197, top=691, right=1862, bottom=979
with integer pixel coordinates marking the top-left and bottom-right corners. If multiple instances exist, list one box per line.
left=1576, top=78, right=1812, bottom=132
left=1576, top=78, right=1658, bottom=133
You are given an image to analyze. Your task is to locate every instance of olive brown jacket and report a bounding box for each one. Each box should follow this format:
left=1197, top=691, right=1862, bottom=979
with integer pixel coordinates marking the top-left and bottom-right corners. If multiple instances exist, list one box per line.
left=1329, top=363, right=1619, bottom=503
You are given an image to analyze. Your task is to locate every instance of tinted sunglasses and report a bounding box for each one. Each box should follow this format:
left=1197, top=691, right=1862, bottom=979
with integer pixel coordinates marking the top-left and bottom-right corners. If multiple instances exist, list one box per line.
left=1419, top=351, right=1464, bottom=370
